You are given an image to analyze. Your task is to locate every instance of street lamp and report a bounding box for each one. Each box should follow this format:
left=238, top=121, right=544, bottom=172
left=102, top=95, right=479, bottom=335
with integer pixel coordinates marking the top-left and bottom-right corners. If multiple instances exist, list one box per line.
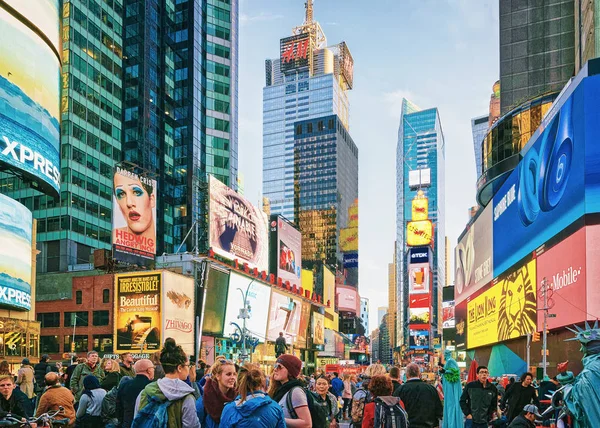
left=236, top=279, right=255, bottom=363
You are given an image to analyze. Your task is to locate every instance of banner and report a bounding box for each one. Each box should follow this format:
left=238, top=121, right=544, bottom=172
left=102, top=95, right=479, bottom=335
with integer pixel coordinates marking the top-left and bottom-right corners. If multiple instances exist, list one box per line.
left=266, top=291, right=302, bottom=343
left=343, top=253, right=358, bottom=268
left=340, top=227, right=358, bottom=252
left=312, top=312, right=325, bottom=345
left=296, top=301, right=311, bottom=349
left=162, top=271, right=195, bottom=356
left=115, top=273, right=161, bottom=352
left=412, top=196, right=428, bottom=221
left=408, top=263, right=430, bottom=294
left=406, top=220, right=433, bottom=246
left=270, top=215, right=302, bottom=287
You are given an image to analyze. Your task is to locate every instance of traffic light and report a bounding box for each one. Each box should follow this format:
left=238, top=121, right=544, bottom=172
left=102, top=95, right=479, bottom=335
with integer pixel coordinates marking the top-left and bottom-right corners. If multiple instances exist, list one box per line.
left=532, top=331, right=541, bottom=342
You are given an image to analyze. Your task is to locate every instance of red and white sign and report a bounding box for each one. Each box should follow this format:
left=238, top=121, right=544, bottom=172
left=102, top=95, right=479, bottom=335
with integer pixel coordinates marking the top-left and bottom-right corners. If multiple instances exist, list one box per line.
left=586, top=225, right=600, bottom=318
left=336, top=285, right=359, bottom=314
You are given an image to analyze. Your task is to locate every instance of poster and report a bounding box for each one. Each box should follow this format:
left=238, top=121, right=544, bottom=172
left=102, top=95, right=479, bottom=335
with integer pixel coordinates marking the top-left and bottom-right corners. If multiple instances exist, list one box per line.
left=295, top=301, right=311, bottom=349
left=408, top=263, right=430, bottom=294
left=312, top=312, right=325, bottom=345
left=270, top=215, right=302, bottom=287
left=266, top=291, right=302, bottom=343
left=442, top=301, right=456, bottom=328
left=162, top=271, right=195, bottom=356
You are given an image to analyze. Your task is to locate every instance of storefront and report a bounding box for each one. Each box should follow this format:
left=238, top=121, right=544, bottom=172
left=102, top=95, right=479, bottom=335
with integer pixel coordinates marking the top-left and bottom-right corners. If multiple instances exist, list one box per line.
left=0, top=317, right=41, bottom=369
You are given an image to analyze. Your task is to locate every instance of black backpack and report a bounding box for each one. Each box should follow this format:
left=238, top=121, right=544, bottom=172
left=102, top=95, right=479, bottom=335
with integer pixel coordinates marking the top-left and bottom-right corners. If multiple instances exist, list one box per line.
left=373, top=397, right=409, bottom=428
left=286, top=386, right=330, bottom=428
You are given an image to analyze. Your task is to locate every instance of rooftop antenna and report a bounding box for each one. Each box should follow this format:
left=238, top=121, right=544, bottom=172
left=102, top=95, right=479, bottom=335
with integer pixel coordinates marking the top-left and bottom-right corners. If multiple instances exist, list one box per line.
left=305, top=0, right=313, bottom=24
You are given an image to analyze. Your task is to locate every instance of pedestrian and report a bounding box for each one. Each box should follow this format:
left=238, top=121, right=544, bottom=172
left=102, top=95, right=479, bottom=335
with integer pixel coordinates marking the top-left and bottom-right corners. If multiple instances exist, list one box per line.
left=275, top=332, right=288, bottom=358
left=116, top=359, right=154, bottom=428
left=331, top=372, right=344, bottom=398
left=16, top=358, right=35, bottom=400
left=0, top=361, right=11, bottom=377
left=361, top=375, right=406, bottom=428
left=0, top=374, right=34, bottom=419
left=460, top=365, right=498, bottom=428
left=100, top=358, right=121, bottom=391
left=351, top=364, right=387, bottom=427
left=133, top=338, right=200, bottom=427
left=314, top=375, right=340, bottom=427
left=196, top=359, right=237, bottom=427
left=505, top=377, right=515, bottom=394
left=220, top=363, right=285, bottom=428
left=151, top=350, right=166, bottom=380
left=102, top=376, right=131, bottom=428
left=119, top=352, right=136, bottom=378
left=393, top=363, right=442, bottom=428
left=268, top=354, right=312, bottom=427
left=500, top=372, right=540, bottom=423
left=342, top=373, right=353, bottom=420
left=389, top=366, right=402, bottom=392
left=507, top=404, right=542, bottom=428
left=35, top=372, right=76, bottom=426
left=70, top=351, right=105, bottom=403
left=197, top=360, right=206, bottom=379
left=34, top=354, right=53, bottom=393
left=75, top=375, right=106, bottom=427
left=65, top=358, right=85, bottom=389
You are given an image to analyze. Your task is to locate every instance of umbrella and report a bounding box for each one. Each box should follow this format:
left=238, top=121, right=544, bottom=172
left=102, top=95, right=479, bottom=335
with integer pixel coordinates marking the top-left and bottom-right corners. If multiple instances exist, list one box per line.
left=467, top=359, right=478, bottom=383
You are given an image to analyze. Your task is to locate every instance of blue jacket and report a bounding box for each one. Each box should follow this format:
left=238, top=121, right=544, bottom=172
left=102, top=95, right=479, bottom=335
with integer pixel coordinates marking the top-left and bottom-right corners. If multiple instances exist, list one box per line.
left=219, top=391, right=285, bottom=428
left=331, top=377, right=344, bottom=397
left=196, top=391, right=220, bottom=428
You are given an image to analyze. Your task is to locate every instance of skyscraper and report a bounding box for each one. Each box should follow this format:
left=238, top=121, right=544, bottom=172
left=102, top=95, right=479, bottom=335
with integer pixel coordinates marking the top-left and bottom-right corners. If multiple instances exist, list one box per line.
left=575, top=0, right=600, bottom=72
left=396, top=99, right=445, bottom=347
left=122, top=0, right=239, bottom=253
left=360, top=297, right=369, bottom=335
left=388, top=249, right=397, bottom=351
left=471, top=115, right=488, bottom=180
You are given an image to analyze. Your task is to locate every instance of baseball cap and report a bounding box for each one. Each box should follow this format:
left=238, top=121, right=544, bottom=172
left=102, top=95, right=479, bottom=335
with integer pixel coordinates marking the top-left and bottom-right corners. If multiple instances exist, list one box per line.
left=523, top=404, right=542, bottom=418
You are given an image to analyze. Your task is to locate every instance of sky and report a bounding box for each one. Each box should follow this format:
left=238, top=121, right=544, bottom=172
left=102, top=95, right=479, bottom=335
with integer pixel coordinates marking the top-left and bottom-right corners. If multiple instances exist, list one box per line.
left=237, top=0, right=500, bottom=330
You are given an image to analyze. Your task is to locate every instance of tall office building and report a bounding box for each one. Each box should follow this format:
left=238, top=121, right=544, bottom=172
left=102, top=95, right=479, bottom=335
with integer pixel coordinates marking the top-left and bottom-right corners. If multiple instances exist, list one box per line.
left=377, top=306, right=388, bottom=327
left=1, top=0, right=124, bottom=272
left=263, top=1, right=353, bottom=221
left=360, top=297, right=369, bottom=336
left=388, top=249, right=397, bottom=351
left=396, top=99, right=445, bottom=346
left=499, top=0, right=574, bottom=114
left=122, top=0, right=239, bottom=253
left=575, top=0, right=600, bottom=72
left=471, top=115, right=488, bottom=180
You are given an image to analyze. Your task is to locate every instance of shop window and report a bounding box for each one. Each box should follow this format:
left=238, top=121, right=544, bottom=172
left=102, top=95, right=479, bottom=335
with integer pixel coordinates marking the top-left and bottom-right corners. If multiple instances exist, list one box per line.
left=93, top=335, right=113, bottom=353
left=64, top=335, right=88, bottom=353
left=40, top=336, right=60, bottom=354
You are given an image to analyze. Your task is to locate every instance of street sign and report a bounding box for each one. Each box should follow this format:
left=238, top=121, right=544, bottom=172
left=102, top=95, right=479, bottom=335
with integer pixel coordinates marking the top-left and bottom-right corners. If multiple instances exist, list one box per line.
left=538, top=362, right=550, bottom=367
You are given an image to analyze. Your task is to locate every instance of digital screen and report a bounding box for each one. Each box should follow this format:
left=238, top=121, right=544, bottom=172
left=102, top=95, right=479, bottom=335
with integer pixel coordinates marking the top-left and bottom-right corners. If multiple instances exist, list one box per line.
left=280, top=34, right=310, bottom=72
left=409, top=329, right=430, bottom=350
left=339, top=227, right=358, bottom=252
left=442, top=301, right=455, bottom=328
left=312, top=312, right=325, bottom=345
left=295, top=301, right=311, bottom=349
left=266, top=291, right=301, bottom=344
left=337, top=285, right=359, bottom=313
left=409, top=307, right=430, bottom=325
left=406, top=220, right=433, bottom=246
left=201, top=267, right=229, bottom=336
left=270, top=215, right=302, bottom=287
left=223, top=273, right=271, bottom=342
left=3, top=0, right=60, bottom=55
left=408, top=263, right=430, bottom=294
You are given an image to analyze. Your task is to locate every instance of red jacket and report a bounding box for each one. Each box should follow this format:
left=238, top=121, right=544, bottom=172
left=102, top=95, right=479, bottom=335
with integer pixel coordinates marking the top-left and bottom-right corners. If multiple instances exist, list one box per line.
left=362, top=397, right=405, bottom=428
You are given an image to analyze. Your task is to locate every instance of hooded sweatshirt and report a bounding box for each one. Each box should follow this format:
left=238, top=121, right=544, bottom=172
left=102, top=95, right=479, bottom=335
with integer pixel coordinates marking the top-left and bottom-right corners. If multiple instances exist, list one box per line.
left=134, top=377, right=200, bottom=428
left=219, top=391, right=286, bottom=428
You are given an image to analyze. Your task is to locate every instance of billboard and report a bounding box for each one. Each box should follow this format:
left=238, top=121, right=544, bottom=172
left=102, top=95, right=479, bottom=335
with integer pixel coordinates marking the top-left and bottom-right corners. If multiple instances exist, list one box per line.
left=3, top=0, right=61, bottom=55
left=340, top=227, right=358, bottom=252
left=209, top=176, right=269, bottom=271
left=0, top=194, right=32, bottom=311
left=312, top=312, right=325, bottom=345
left=455, top=203, right=493, bottom=304
left=269, top=215, right=302, bottom=287
left=201, top=266, right=229, bottom=336
left=162, top=271, right=195, bottom=356
left=412, top=196, right=429, bottom=221
left=280, top=33, right=310, bottom=72
left=408, top=263, right=430, bottom=294
left=409, top=307, right=430, bottom=325
left=586, top=224, right=600, bottom=318
left=408, top=247, right=429, bottom=264
left=0, top=6, right=61, bottom=196
left=409, top=294, right=430, bottom=308
left=337, top=285, right=359, bottom=314
left=408, top=168, right=431, bottom=189
left=266, top=291, right=302, bottom=343
left=115, top=273, right=162, bottom=352
left=343, top=253, right=358, bottom=269
left=467, top=259, right=537, bottom=348
left=409, top=329, right=430, bottom=349
left=222, top=273, right=271, bottom=342
left=112, top=166, right=157, bottom=266
left=338, top=41, right=354, bottom=90
left=348, top=200, right=358, bottom=227
left=406, top=220, right=433, bottom=246
left=295, top=301, right=311, bottom=349
left=442, top=301, right=455, bottom=328
left=302, top=269, right=314, bottom=295
left=323, top=266, right=336, bottom=312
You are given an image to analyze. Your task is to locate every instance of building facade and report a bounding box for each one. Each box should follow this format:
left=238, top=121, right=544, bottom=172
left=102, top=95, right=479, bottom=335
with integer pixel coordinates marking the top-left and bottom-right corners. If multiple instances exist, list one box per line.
left=575, top=0, right=600, bottom=72
left=471, top=114, right=488, bottom=180
left=387, top=252, right=397, bottom=351
left=360, top=297, right=369, bottom=335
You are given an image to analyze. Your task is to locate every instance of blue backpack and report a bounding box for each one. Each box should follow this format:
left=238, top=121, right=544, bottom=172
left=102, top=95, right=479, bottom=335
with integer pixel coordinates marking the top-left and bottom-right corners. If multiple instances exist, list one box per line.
left=132, top=394, right=183, bottom=428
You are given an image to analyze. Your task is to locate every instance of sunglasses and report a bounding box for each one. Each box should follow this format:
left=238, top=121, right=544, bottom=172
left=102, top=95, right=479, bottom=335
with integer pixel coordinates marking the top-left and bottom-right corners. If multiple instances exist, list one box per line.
left=274, top=363, right=285, bottom=371
left=217, top=359, right=235, bottom=365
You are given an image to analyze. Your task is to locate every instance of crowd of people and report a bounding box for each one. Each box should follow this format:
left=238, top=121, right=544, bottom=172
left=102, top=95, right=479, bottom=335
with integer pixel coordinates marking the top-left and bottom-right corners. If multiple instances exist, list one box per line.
left=0, top=344, right=548, bottom=428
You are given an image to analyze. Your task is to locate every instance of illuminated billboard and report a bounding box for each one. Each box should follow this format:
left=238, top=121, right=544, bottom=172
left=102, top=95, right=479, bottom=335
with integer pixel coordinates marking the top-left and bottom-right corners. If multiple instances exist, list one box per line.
left=0, top=6, right=61, bottom=196
left=338, top=41, right=354, bottom=90
left=467, top=259, right=537, bottom=348
left=112, top=166, right=157, bottom=266
left=280, top=33, right=311, bottom=73
left=302, top=269, right=314, bottom=295
left=409, top=294, right=430, bottom=308
left=409, top=307, right=430, bottom=325
left=406, top=220, right=433, bottom=247
left=162, top=271, right=195, bottom=356
left=408, top=263, right=430, bottom=294
left=312, top=312, right=325, bottom=345
left=266, top=291, right=301, bottom=344
left=0, top=194, right=32, bottom=311
left=442, top=301, right=455, bottom=328
left=209, top=176, right=269, bottom=271
left=269, top=215, right=302, bottom=287
left=337, top=285, right=359, bottom=314
left=296, top=301, right=311, bottom=349
left=408, top=247, right=429, bottom=264
left=411, top=195, right=428, bottom=221
left=409, top=329, right=430, bottom=350
left=201, top=267, right=229, bottom=336
left=3, top=0, right=61, bottom=55
left=323, top=265, right=336, bottom=313
left=223, top=273, right=271, bottom=342
left=343, top=253, right=358, bottom=268
left=455, top=203, right=493, bottom=304
left=586, top=225, right=600, bottom=318
left=340, top=227, right=358, bottom=252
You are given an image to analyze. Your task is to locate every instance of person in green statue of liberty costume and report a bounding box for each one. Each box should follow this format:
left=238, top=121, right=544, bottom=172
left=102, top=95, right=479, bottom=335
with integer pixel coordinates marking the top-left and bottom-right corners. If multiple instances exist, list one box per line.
left=441, top=349, right=463, bottom=428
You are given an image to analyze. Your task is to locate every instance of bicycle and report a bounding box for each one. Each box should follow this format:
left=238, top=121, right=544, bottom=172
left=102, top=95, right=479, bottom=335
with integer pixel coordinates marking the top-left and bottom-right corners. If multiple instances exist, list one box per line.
left=0, top=406, right=70, bottom=427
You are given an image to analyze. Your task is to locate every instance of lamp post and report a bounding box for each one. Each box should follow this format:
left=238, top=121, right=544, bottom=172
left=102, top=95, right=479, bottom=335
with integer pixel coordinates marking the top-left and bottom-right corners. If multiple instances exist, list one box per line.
left=236, top=279, right=256, bottom=363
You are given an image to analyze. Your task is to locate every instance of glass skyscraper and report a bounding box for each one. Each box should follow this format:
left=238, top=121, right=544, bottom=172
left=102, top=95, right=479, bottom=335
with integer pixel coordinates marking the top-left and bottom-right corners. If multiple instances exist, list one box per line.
left=396, top=99, right=445, bottom=346
left=471, top=114, right=488, bottom=180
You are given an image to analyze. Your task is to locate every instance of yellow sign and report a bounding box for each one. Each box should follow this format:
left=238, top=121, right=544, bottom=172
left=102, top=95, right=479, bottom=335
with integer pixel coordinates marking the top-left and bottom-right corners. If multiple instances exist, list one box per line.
left=302, top=269, right=314, bottom=295
left=467, top=259, right=537, bottom=348
left=348, top=200, right=358, bottom=227
left=406, top=220, right=433, bottom=246
left=412, top=197, right=428, bottom=221
left=323, top=266, right=336, bottom=316
left=340, top=227, right=358, bottom=252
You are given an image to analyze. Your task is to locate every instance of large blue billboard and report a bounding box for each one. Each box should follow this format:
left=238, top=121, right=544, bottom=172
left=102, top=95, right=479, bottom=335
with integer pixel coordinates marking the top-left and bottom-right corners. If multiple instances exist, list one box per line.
left=493, top=75, right=600, bottom=276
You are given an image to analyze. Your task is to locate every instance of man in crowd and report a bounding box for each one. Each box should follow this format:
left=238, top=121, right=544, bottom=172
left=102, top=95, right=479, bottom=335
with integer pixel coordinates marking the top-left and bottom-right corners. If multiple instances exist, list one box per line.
left=389, top=366, right=402, bottom=392
left=35, top=372, right=76, bottom=425
left=34, top=354, right=54, bottom=393
left=460, top=366, right=498, bottom=428
left=70, top=351, right=104, bottom=402
left=331, top=371, right=344, bottom=398
left=275, top=332, right=288, bottom=358
left=116, top=358, right=155, bottom=428
left=119, top=352, right=136, bottom=378
left=501, top=372, right=540, bottom=423
left=393, top=363, right=442, bottom=427
left=0, top=374, right=33, bottom=419
left=508, top=404, right=542, bottom=428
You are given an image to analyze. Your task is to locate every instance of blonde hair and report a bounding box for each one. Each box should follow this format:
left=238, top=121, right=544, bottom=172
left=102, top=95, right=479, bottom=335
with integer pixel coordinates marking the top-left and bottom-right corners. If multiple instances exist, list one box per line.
left=0, top=374, right=13, bottom=384
left=237, top=364, right=265, bottom=403
left=101, top=358, right=120, bottom=373
left=364, top=363, right=387, bottom=378
left=206, top=355, right=227, bottom=376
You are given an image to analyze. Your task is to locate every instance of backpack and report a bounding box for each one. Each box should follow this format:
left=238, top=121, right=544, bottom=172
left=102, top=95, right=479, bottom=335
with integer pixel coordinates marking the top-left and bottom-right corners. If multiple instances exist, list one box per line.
left=286, top=386, right=330, bottom=428
left=132, top=394, right=188, bottom=428
left=101, top=386, right=118, bottom=422
left=351, top=388, right=372, bottom=425
left=373, top=397, right=409, bottom=428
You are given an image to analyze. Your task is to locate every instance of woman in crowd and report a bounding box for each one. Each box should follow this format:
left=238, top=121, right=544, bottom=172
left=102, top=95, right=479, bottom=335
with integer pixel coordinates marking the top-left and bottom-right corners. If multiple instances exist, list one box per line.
left=100, top=358, right=121, bottom=391
left=0, top=361, right=11, bottom=377
left=196, top=359, right=237, bottom=427
left=220, top=363, right=285, bottom=428
left=342, top=373, right=353, bottom=420
left=314, top=375, right=340, bottom=427
left=268, top=354, right=312, bottom=427
left=351, top=363, right=388, bottom=427
left=134, top=338, right=200, bottom=427
left=16, top=358, right=35, bottom=400
left=76, top=375, right=107, bottom=427
left=151, top=350, right=165, bottom=380
left=361, top=375, right=405, bottom=428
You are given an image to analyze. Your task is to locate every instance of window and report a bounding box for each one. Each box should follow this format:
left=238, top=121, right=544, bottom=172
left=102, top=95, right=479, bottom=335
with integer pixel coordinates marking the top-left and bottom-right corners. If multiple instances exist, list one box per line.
left=93, top=335, right=113, bottom=353
left=103, top=289, right=110, bottom=303
left=93, top=310, right=109, bottom=326
left=40, top=336, right=60, bottom=354
left=76, top=290, right=82, bottom=304
left=37, top=312, right=60, bottom=328
left=64, top=311, right=88, bottom=327
left=64, top=335, right=88, bottom=353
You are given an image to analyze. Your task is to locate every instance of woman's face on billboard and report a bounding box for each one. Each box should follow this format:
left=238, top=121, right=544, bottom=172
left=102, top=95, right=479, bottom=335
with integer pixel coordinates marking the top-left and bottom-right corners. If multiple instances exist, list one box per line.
left=114, top=173, right=155, bottom=234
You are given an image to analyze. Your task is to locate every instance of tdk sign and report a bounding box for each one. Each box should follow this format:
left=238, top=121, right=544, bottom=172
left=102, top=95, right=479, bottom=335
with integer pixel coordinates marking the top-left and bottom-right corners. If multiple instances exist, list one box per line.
left=409, top=247, right=429, bottom=264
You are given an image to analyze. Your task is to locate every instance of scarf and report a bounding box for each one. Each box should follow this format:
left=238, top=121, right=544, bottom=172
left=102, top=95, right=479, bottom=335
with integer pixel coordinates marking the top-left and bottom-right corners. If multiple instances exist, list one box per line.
left=271, top=379, right=304, bottom=404
left=203, top=377, right=236, bottom=423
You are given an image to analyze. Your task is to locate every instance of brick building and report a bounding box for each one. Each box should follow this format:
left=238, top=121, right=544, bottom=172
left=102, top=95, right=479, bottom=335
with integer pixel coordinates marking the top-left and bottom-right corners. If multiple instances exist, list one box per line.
left=36, top=272, right=114, bottom=361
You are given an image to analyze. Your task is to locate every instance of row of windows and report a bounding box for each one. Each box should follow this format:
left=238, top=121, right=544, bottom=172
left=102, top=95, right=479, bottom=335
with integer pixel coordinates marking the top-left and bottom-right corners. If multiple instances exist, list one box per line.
left=63, top=120, right=120, bottom=160
left=207, top=22, right=231, bottom=41
left=63, top=168, right=113, bottom=201
left=206, top=42, right=230, bottom=59
left=71, top=27, right=122, bottom=76
left=40, top=334, right=113, bottom=354
left=37, top=214, right=111, bottom=242
left=71, top=75, right=121, bottom=122
left=38, top=309, right=110, bottom=328
left=70, top=52, right=123, bottom=100
left=70, top=99, right=121, bottom=141
left=64, top=144, right=113, bottom=179
left=206, top=4, right=231, bottom=24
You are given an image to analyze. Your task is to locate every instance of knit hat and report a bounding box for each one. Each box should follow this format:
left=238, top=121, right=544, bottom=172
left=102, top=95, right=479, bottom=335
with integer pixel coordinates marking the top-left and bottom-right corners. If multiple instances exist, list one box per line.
left=21, top=358, right=30, bottom=365
left=276, top=354, right=302, bottom=379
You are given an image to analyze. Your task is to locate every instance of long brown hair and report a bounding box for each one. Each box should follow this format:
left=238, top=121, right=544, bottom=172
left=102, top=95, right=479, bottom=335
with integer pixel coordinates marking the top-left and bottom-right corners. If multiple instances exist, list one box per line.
left=237, top=364, right=265, bottom=403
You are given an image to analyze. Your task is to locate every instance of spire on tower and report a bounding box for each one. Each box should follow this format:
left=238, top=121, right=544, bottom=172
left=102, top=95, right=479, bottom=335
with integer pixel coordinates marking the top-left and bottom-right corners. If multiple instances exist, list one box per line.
left=305, top=0, right=313, bottom=24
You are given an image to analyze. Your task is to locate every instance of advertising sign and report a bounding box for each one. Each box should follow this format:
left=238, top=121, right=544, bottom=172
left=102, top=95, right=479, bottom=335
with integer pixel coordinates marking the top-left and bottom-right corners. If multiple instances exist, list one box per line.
left=409, top=294, right=430, bottom=308
left=337, top=285, right=359, bottom=313
left=408, top=263, right=430, bottom=294
left=323, top=266, right=336, bottom=312
left=209, top=176, right=269, bottom=271
left=340, top=227, right=358, bottom=252
left=266, top=291, right=302, bottom=343
left=455, top=203, right=493, bottom=304
left=280, top=33, right=310, bottom=72
left=338, top=41, right=354, bottom=90
left=468, top=259, right=537, bottom=348
left=202, top=267, right=229, bottom=336
left=0, top=194, right=32, bottom=311
left=270, top=215, right=302, bottom=287
left=412, top=196, right=429, bottom=221
left=406, top=220, right=433, bottom=246
left=409, top=247, right=429, bottom=264
left=223, top=273, right=271, bottom=341
left=162, top=271, right=195, bottom=356
left=409, top=307, right=430, bottom=325
left=0, top=7, right=61, bottom=197
left=302, top=269, right=314, bottom=295
left=3, top=0, right=61, bottom=55
left=296, top=301, right=311, bottom=349
left=586, top=224, right=600, bottom=317
left=115, top=273, right=161, bottom=352
left=409, top=329, right=430, bottom=350
left=442, top=301, right=456, bottom=328
left=348, top=200, right=358, bottom=227
left=312, top=312, right=325, bottom=345
left=351, top=334, right=368, bottom=352
left=112, top=166, right=157, bottom=266
left=343, top=253, right=358, bottom=269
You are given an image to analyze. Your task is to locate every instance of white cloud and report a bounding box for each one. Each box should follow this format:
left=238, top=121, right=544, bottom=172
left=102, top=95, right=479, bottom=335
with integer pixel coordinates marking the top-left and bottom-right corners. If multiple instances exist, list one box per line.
left=240, top=12, right=284, bottom=25
left=383, top=89, right=417, bottom=119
